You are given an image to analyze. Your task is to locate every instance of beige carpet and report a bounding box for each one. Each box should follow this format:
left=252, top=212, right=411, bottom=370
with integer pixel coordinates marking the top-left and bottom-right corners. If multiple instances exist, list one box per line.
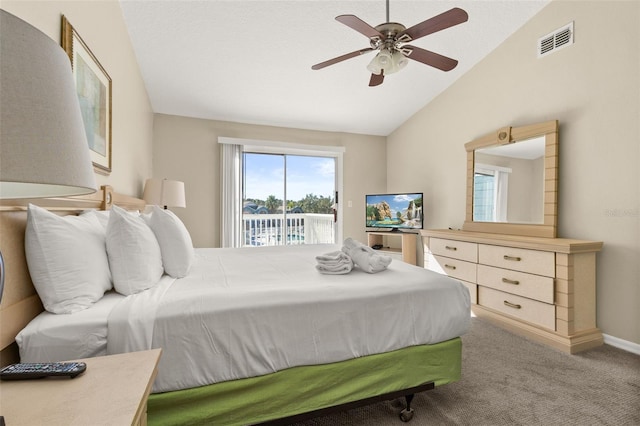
left=293, top=317, right=640, bottom=425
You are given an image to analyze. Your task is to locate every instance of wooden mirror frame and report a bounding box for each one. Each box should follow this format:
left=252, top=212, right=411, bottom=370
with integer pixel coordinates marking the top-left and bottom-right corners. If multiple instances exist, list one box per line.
left=463, top=120, right=559, bottom=238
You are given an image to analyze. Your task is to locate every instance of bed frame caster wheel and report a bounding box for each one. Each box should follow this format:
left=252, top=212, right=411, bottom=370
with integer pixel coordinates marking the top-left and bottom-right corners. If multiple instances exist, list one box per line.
left=399, top=408, right=414, bottom=422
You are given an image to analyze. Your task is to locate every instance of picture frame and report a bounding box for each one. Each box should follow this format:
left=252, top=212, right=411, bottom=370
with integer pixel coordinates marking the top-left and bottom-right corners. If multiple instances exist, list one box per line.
left=61, top=16, right=112, bottom=175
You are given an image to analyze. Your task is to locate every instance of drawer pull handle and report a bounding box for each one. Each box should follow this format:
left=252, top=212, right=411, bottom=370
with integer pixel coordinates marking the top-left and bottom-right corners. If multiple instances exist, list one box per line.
left=502, top=278, right=520, bottom=285
left=504, top=301, right=522, bottom=309
left=445, top=246, right=458, bottom=251
left=444, top=264, right=457, bottom=270
left=503, top=255, right=522, bottom=262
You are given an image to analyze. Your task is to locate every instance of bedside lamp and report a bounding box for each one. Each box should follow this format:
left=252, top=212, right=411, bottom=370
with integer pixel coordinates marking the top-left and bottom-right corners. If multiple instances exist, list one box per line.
left=143, top=179, right=186, bottom=210
left=0, top=10, right=98, bottom=302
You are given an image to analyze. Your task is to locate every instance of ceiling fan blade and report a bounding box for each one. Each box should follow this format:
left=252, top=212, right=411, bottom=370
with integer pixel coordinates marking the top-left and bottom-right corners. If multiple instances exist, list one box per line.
left=312, top=48, right=374, bottom=70
left=397, top=7, right=468, bottom=42
left=403, top=45, right=458, bottom=71
left=336, top=15, right=384, bottom=40
left=369, top=72, right=384, bottom=87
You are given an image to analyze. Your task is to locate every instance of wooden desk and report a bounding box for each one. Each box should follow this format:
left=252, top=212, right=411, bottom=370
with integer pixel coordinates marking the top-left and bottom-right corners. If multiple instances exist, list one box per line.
left=0, top=349, right=161, bottom=426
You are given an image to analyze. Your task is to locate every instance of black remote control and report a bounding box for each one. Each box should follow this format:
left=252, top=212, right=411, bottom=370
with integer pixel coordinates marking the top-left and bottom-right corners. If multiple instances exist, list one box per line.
left=0, top=362, right=86, bottom=380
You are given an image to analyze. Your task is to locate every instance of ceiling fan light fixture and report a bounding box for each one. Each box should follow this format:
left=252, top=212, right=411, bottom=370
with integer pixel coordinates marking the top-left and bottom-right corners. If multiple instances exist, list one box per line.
left=366, top=55, right=381, bottom=74
left=392, top=50, right=408, bottom=71
left=367, top=48, right=390, bottom=74
left=367, top=48, right=407, bottom=76
left=377, top=48, right=393, bottom=67
left=366, top=59, right=382, bottom=75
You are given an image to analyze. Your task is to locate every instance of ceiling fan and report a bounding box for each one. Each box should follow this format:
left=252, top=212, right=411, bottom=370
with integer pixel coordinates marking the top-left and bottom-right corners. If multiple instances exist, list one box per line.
left=311, top=1, right=468, bottom=87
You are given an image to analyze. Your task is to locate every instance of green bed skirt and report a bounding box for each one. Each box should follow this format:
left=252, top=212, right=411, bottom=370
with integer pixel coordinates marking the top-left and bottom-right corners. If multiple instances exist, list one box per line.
left=148, top=337, right=462, bottom=426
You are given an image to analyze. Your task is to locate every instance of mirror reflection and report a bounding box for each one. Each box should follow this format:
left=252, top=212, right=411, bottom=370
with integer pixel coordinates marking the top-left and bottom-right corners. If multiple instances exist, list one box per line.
left=473, top=136, right=545, bottom=224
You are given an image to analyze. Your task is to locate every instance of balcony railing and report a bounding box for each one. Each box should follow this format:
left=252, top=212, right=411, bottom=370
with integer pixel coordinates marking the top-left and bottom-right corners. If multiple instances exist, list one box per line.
left=242, top=213, right=335, bottom=247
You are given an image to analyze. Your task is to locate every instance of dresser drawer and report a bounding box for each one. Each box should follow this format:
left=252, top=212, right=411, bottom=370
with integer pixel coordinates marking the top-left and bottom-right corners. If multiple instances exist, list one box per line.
left=477, top=264, right=554, bottom=304
left=479, top=244, right=555, bottom=277
left=478, top=287, right=555, bottom=330
left=433, top=255, right=477, bottom=282
left=429, top=238, right=478, bottom=262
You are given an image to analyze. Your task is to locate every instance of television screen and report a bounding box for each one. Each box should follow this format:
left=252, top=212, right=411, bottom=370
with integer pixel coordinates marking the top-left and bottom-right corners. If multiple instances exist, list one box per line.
left=365, top=193, right=423, bottom=231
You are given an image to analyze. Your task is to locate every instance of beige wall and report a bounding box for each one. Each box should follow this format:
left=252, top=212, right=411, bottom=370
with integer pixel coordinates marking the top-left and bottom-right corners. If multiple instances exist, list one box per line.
left=388, top=0, right=640, bottom=345
left=1, top=0, right=154, bottom=196
left=152, top=114, right=386, bottom=248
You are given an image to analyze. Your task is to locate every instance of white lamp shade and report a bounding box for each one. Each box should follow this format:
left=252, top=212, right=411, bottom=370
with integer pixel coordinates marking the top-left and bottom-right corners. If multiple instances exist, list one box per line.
left=0, top=10, right=97, bottom=199
left=143, top=179, right=186, bottom=208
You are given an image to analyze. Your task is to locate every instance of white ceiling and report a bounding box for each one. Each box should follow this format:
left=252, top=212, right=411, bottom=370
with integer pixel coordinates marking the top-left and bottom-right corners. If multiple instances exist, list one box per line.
left=119, top=1, right=549, bottom=136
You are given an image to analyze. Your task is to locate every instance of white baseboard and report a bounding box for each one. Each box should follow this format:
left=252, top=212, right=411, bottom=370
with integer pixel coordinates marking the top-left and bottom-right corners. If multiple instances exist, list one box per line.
left=603, top=333, right=640, bottom=355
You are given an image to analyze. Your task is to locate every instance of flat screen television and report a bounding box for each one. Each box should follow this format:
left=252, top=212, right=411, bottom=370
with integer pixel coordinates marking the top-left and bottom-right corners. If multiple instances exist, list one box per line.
left=365, top=192, right=423, bottom=231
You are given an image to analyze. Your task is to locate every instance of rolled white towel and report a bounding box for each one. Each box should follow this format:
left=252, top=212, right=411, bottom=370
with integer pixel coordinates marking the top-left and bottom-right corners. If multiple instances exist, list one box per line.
left=315, top=250, right=352, bottom=265
left=315, top=262, right=353, bottom=275
left=315, top=250, right=353, bottom=275
left=342, top=237, right=392, bottom=273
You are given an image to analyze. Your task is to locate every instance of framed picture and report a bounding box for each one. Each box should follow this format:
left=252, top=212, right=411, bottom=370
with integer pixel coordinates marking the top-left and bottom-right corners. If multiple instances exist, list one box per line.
left=61, top=16, right=112, bottom=174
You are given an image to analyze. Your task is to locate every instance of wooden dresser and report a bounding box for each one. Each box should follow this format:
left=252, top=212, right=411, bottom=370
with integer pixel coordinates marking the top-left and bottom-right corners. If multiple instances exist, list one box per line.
left=422, top=229, right=603, bottom=354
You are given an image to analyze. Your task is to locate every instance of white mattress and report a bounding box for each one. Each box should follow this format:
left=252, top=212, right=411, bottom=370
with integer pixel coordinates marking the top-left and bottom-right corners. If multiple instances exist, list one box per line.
left=107, top=245, right=471, bottom=392
left=16, top=291, right=124, bottom=363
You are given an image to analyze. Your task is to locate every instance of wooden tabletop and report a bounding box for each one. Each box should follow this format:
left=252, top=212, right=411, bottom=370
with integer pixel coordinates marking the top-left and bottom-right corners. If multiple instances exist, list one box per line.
left=0, top=348, right=161, bottom=426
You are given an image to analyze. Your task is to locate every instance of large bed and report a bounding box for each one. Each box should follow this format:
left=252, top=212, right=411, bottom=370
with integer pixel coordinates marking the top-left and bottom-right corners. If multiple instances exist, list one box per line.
left=0, top=186, right=470, bottom=425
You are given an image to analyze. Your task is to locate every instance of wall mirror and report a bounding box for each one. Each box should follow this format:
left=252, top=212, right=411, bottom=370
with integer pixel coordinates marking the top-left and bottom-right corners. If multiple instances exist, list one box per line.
left=463, top=120, right=558, bottom=238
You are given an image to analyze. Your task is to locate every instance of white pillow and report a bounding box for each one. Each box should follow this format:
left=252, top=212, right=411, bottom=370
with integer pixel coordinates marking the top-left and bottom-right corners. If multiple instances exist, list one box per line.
left=145, top=206, right=195, bottom=278
left=106, top=205, right=164, bottom=295
left=25, top=204, right=112, bottom=314
left=80, top=209, right=110, bottom=231
left=81, top=209, right=140, bottom=231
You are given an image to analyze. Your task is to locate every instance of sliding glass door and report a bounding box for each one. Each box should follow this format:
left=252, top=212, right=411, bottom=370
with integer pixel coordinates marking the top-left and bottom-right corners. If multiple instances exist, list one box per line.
left=242, top=153, right=336, bottom=247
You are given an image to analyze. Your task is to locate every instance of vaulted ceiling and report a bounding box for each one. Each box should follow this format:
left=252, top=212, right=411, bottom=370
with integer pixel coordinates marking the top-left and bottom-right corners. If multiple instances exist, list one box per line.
left=120, top=1, right=549, bottom=136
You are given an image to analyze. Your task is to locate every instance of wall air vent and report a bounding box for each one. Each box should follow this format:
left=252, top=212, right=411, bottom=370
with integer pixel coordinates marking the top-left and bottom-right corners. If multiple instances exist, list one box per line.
left=538, top=22, right=574, bottom=58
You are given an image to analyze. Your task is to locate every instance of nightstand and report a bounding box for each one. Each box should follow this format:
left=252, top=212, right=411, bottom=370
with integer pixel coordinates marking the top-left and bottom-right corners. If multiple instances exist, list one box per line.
left=0, top=348, right=161, bottom=425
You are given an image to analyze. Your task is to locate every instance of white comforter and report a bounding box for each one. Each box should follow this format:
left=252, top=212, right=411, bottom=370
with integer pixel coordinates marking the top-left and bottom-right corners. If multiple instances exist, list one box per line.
left=107, top=245, right=470, bottom=393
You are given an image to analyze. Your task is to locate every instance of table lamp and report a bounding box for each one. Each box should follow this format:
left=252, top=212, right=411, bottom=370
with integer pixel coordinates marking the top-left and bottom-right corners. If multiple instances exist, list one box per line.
left=0, top=10, right=98, bottom=302
left=143, top=178, right=186, bottom=210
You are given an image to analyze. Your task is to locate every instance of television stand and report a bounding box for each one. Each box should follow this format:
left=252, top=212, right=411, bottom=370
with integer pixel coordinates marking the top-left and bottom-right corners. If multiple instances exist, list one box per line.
left=367, top=232, right=417, bottom=266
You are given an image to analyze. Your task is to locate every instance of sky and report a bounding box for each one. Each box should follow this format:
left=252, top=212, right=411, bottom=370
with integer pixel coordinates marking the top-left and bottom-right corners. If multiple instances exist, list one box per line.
left=243, top=153, right=335, bottom=202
